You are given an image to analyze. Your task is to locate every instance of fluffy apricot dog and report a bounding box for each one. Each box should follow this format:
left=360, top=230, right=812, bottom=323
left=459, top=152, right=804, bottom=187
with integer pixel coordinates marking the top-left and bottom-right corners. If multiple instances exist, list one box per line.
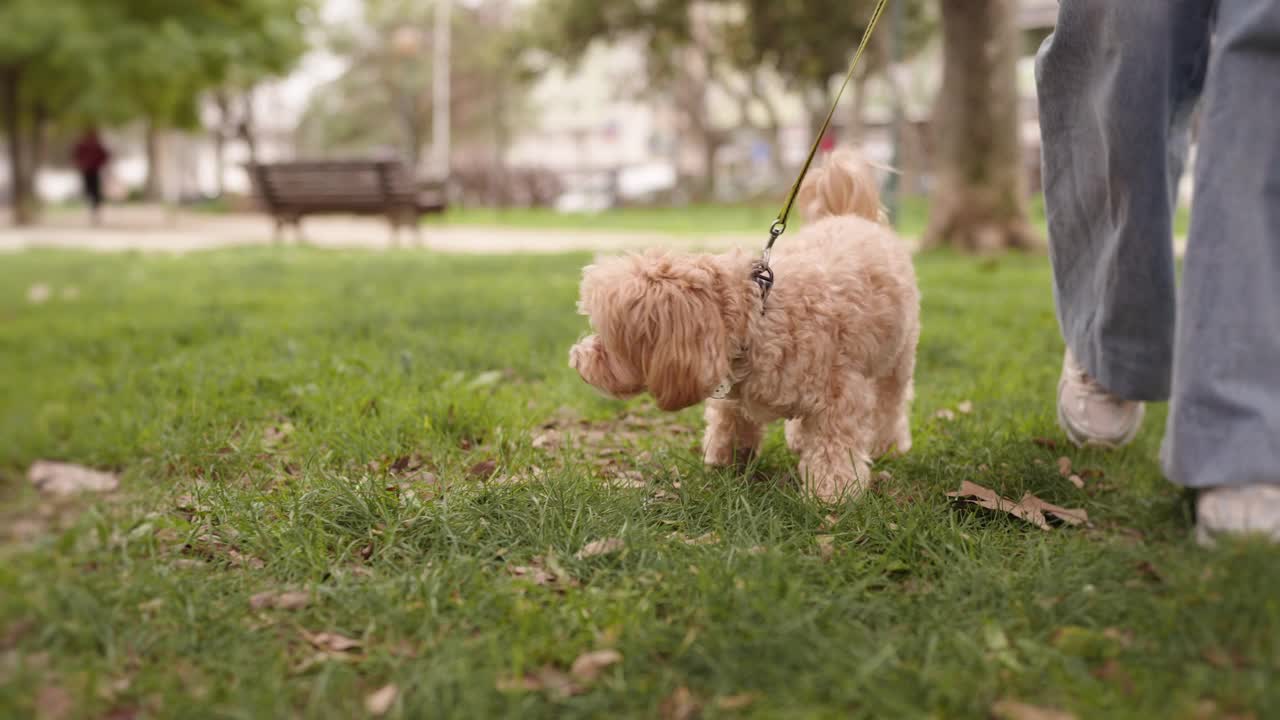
left=569, top=149, right=919, bottom=501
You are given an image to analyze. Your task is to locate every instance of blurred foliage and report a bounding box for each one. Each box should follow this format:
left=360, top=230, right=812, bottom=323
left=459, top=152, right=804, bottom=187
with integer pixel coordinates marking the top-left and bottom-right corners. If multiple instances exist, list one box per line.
left=1, top=0, right=313, bottom=221
left=297, top=0, right=537, bottom=168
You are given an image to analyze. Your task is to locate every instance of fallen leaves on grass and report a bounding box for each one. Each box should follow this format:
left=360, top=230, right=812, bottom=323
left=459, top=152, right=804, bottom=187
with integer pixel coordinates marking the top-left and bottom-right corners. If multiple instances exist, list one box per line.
left=947, top=481, right=1089, bottom=530
left=1033, top=437, right=1059, bottom=450
left=1057, top=457, right=1073, bottom=477
left=957, top=400, right=974, bottom=414
left=575, top=538, right=625, bottom=559
left=668, top=531, right=720, bottom=546
left=183, top=533, right=266, bottom=570
left=27, top=461, right=119, bottom=496
left=569, top=649, right=622, bottom=682
left=26, top=283, right=52, bottom=304
left=507, top=556, right=579, bottom=590
left=468, top=459, right=498, bottom=480
left=249, top=590, right=310, bottom=611
left=1066, top=475, right=1085, bottom=489
left=815, top=535, right=836, bottom=560
left=262, top=421, right=295, bottom=448
left=35, top=685, right=75, bottom=720
left=1091, top=659, right=1135, bottom=694
left=933, top=409, right=957, bottom=422
left=364, top=684, right=398, bottom=716
left=991, top=699, right=1077, bottom=720
left=301, top=630, right=361, bottom=653
left=716, top=693, right=759, bottom=711
left=496, top=666, right=583, bottom=699
left=661, top=686, right=702, bottom=720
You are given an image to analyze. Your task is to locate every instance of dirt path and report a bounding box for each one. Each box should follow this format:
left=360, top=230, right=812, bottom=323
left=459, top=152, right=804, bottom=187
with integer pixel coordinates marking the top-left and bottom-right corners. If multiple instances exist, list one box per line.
left=0, top=206, right=761, bottom=255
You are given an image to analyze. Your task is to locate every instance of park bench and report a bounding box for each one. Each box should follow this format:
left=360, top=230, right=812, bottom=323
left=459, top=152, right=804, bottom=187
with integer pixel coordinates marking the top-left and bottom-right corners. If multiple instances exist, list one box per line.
left=247, top=159, right=447, bottom=244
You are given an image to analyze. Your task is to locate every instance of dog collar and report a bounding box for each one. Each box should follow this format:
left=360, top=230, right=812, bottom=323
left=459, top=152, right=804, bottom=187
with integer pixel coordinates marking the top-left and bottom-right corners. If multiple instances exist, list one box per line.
left=709, top=378, right=733, bottom=400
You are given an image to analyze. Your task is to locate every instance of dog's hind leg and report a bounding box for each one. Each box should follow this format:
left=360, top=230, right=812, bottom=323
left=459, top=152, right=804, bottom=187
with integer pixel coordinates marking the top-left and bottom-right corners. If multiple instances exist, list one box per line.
left=703, top=399, right=764, bottom=468
left=872, top=348, right=915, bottom=457
left=792, top=376, right=877, bottom=502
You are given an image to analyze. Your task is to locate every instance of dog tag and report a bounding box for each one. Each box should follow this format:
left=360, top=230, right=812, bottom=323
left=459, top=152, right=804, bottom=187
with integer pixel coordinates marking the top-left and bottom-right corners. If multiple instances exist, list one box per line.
left=710, top=379, right=733, bottom=400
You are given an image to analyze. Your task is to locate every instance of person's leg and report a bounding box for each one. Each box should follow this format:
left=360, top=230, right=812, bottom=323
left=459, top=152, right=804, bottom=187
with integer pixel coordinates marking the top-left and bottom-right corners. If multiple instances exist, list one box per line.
left=1164, top=1, right=1280, bottom=520
left=1036, top=0, right=1213, bottom=401
left=84, top=170, right=102, bottom=226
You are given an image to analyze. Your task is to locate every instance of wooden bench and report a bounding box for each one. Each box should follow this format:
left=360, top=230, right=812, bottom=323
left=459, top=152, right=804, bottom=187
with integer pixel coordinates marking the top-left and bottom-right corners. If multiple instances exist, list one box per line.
left=247, top=159, right=447, bottom=244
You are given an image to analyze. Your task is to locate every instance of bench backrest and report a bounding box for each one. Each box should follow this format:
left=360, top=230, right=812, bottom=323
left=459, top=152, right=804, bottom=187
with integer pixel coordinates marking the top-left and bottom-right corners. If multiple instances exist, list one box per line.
left=249, top=160, right=421, bottom=212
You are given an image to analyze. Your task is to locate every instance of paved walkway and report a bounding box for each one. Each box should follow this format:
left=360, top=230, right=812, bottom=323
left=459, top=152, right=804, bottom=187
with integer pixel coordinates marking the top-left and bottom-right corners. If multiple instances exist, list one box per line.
left=0, top=206, right=760, bottom=255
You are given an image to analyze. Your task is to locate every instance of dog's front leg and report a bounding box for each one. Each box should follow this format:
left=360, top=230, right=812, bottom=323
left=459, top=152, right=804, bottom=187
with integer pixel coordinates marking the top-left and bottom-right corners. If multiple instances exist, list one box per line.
left=702, top=399, right=764, bottom=468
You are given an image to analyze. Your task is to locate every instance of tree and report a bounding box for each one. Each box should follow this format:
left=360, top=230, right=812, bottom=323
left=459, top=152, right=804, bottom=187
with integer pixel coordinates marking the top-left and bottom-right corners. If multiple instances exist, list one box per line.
left=0, top=0, right=93, bottom=224
left=531, top=0, right=935, bottom=200
left=924, top=0, right=1038, bottom=252
left=1, top=0, right=311, bottom=222
left=298, top=0, right=533, bottom=179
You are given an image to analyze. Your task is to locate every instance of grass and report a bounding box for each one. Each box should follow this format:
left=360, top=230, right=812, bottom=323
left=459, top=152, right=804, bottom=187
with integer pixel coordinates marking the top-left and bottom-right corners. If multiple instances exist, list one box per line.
left=424, top=194, right=1192, bottom=241
left=1, top=246, right=1272, bottom=720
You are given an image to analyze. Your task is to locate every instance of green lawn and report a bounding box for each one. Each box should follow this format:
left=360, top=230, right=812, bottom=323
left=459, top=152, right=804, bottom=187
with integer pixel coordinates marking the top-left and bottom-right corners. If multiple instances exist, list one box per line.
left=1, top=247, right=1270, bottom=720
left=424, top=195, right=1192, bottom=241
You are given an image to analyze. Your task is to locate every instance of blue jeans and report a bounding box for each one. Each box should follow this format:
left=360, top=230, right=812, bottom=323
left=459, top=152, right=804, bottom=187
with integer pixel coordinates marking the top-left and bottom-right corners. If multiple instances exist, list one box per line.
left=1037, top=0, right=1280, bottom=488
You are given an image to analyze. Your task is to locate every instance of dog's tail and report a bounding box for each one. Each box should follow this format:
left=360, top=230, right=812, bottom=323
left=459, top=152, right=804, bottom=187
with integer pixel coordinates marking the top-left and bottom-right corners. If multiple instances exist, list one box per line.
left=796, top=148, right=886, bottom=224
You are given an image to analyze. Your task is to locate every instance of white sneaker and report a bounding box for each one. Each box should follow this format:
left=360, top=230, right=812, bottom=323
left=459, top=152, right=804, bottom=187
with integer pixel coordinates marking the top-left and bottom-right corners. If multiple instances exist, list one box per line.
left=1056, top=350, right=1144, bottom=448
left=1196, top=485, right=1280, bottom=546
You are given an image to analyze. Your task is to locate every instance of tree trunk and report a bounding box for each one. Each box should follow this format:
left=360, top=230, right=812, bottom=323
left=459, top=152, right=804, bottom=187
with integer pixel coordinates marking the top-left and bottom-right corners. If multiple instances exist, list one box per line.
left=144, top=119, right=164, bottom=202
left=238, top=91, right=260, bottom=165
left=212, top=91, right=232, bottom=197
left=1, top=67, right=36, bottom=226
left=925, top=0, right=1039, bottom=252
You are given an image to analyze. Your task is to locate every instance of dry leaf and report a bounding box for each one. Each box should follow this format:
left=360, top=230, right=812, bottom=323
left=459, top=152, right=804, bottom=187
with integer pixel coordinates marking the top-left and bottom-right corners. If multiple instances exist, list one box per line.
left=251, top=591, right=310, bottom=611
left=27, top=283, right=52, bottom=304
left=531, top=431, right=560, bottom=450
left=302, top=631, right=361, bottom=653
left=933, top=408, right=956, bottom=422
left=992, top=699, right=1077, bottom=720
left=468, top=460, right=498, bottom=479
left=364, top=684, right=398, bottom=716
left=576, top=538, right=625, bottom=560
left=682, top=531, right=720, bottom=546
left=36, top=685, right=74, bottom=720
left=661, top=686, right=701, bottom=720
left=569, top=649, right=622, bottom=682
left=1057, top=457, right=1073, bottom=477
left=947, top=481, right=1089, bottom=530
left=716, top=693, right=759, bottom=711
left=263, top=422, right=294, bottom=448
left=507, top=556, right=578, bottom=589
left=496, top=666, right=583, bottom=698
left=815, top=534, right=836, bottom=560
left=957, top=400, right=974, bottom=414
left=1067, top=474, right=1085, bottom=489
left=28, top=461, right=119, bottom=496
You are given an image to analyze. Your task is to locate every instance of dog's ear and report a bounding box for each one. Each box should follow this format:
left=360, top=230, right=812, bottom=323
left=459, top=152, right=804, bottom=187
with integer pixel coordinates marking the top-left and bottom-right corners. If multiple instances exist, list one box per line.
left=637, top=265, right=729, bottom=412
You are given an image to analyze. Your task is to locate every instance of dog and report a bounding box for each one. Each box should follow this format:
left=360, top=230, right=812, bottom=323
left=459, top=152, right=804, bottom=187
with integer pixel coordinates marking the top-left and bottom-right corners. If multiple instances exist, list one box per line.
left=569, top=149, right=919, bottom=501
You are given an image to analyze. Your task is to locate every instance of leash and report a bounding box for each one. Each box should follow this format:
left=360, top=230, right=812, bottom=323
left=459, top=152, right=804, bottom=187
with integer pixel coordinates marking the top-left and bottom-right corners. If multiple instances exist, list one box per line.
left=750, top=0, right=890, bottom=309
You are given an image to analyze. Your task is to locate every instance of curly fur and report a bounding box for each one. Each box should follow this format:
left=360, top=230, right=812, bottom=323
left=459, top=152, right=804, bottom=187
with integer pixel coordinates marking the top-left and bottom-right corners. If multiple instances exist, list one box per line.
left=570, top=148, right=920, bottom=501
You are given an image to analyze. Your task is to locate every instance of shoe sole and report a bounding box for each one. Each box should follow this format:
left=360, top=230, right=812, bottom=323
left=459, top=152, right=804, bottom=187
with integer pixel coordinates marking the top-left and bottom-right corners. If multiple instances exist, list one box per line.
left=1056, top=380, right=1145, bottom=449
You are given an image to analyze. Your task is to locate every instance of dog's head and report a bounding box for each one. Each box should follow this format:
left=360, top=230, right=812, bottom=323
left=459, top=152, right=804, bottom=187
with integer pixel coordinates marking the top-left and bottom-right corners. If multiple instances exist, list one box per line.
left=569, top=250, right=732, bottom=412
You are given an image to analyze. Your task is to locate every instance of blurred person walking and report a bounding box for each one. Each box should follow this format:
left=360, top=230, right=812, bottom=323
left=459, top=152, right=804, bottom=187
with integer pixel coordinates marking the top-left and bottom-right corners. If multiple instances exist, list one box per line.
left=72, top=128, right=111, bottom=226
